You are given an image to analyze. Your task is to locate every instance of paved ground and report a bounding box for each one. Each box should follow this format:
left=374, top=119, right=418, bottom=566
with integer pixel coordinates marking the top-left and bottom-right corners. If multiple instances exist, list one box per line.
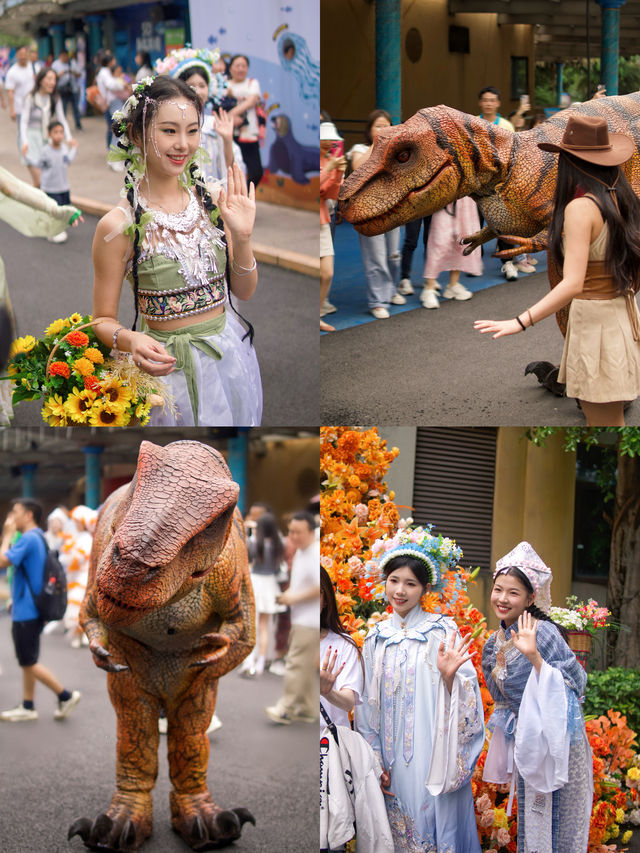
left=321, top=269, right=640, bottom=425
left=0, top=104, right=318, bottom=277
left=1, top=212, right=318, bottom=427
left=0, top=613, right=318, bottom=853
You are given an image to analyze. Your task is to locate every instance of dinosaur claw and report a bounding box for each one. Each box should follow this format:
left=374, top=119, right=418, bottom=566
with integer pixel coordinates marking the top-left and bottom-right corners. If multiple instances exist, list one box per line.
left=191, top=815, right=208, bottom=842
left=91, top=814, right=114, bottom=843
left=232, top=807, right=256, bottom=827
left=214, top=809, right=242, bottom=837
left=119, top=819, right=137, bottom=848
left=68, top=817, right=92, bottom=841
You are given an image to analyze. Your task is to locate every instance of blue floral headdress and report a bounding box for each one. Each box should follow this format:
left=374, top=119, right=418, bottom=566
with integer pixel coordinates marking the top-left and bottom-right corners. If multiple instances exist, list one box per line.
left=370, top=524, right=463, bottom=592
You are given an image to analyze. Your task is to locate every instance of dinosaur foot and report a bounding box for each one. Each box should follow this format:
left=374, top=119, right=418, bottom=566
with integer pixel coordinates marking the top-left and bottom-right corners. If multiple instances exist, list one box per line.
left=493, top=234, right=548, bottom=259
left=170, top=791, right=255, bottom=850
left=68, top=792, right=152, bottom=852
left=524, top=361, right=566, bottom=397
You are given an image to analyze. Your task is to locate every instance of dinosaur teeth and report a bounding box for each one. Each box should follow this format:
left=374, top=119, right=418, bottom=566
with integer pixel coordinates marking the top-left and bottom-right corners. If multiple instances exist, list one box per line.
left=101, top=590, right=142, bottom=611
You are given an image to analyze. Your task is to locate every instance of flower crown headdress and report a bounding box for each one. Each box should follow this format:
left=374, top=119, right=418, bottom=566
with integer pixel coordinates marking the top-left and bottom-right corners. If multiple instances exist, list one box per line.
left=369, top=524, right=463, bottom=592
left=493, top=541, right=553, bottom=614
left=154, top=46, right=228, bottom=107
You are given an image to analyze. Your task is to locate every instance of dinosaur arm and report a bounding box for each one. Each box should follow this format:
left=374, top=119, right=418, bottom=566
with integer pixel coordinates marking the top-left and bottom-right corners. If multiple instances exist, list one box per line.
left=190, top=574, right=254, bottom=674
left=81, top=588, right=129, bottom=673
left=493, top=230, right=549, bottom=258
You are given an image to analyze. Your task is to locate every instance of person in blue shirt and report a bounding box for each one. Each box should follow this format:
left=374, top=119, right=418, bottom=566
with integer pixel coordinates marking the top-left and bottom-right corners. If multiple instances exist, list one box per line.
left=0, top=498, right=81, bottom=722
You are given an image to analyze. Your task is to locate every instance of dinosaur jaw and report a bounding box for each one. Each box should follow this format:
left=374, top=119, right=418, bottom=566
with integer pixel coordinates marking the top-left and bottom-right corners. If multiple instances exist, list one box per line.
left=97, top=587, right=156, bottom=627
left=347, top=161, right=457, bottom=236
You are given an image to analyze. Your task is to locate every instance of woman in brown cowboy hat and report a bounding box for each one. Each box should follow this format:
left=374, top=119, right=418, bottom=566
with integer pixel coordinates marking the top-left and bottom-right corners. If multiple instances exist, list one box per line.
left=475, top=114, right=640, bottom=426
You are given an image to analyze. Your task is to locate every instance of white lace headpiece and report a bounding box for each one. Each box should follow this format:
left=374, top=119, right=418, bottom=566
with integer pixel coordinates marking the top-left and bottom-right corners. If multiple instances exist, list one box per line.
left=493, top=541, right=553, bottom=614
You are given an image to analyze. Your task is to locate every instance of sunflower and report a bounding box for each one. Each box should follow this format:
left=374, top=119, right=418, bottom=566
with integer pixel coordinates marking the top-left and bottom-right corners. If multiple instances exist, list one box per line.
left=88, top=398, right=130, bottom=427
left=68, top=312, right=84, bottom=325
left=45, top=318, right=66, bottom=336
left=100, top=377, right=133, bottom=406
left=63, top=388, right=97, bottom=424
left=9, top=335, right=36, bottom=357
left=72, top=357, right=95, bottom=377
left=42, top=394, right=67, bottom=426
left=135, top=401, right=152, bottom=426
left=83, top=347, right=104, bottom=364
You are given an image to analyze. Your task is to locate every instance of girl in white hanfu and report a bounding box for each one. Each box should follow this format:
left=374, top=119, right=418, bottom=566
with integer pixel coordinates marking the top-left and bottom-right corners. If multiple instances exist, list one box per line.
left=357, top=526, right=484, bottom=853
left=482, top=542, right=592, bottom=853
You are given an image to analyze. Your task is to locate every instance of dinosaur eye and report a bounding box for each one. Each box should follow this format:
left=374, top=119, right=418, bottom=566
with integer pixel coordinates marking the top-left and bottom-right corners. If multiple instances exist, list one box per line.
left=396, top=149, right=411, bottom=163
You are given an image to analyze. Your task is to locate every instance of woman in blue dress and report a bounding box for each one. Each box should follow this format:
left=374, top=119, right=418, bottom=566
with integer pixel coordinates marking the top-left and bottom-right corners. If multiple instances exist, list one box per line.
left=357, top=526, right=484, bottom=853
left=482, top=542, right=592, bottom=853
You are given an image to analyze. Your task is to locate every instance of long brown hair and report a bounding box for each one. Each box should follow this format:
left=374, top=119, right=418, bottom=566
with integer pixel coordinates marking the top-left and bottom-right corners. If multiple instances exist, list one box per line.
left=320, top=568, right=360, bottom=652
left=549, top=151, right=640, bottom=295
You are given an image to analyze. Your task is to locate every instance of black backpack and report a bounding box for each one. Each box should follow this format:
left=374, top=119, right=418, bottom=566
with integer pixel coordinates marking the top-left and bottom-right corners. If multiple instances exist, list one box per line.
left=20, top=531, right=68, bottom=622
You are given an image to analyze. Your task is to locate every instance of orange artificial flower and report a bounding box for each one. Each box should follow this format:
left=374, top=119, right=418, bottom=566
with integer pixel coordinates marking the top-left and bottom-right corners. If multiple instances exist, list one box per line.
left=65, top=330, right=90, bottom=347
left=49, top=361, right=70, bottom=378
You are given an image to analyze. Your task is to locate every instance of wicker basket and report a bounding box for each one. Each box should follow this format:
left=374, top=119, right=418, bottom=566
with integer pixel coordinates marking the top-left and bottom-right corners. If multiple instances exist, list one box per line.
left=567, top=629, right=592, bottom=669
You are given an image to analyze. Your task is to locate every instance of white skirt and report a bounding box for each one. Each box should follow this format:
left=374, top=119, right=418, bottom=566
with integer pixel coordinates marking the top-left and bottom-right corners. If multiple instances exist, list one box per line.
left=146, top=310, right=262, bottom=427
left=250, top=573, right=286, bottom=615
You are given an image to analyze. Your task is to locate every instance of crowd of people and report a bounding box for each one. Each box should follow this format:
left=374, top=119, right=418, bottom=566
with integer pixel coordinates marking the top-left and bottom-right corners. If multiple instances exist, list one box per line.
left=319, top=531, right=592, bottom=853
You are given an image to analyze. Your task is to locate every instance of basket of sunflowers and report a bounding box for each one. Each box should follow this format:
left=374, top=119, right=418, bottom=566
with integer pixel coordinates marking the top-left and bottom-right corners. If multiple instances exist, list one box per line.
left=5, top=313, right=170, bottom=427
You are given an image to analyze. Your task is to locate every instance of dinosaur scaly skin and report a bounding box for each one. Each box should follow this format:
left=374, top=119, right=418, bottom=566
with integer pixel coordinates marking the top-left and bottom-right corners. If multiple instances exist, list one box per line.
left=69, top=440, right=256, bottom=853
left=339, top=95, right=640, bottom=259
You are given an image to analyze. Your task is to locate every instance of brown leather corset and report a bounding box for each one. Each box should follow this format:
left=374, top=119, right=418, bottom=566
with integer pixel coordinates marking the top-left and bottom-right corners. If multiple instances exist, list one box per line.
left=574, top=260, right=640, bottom=340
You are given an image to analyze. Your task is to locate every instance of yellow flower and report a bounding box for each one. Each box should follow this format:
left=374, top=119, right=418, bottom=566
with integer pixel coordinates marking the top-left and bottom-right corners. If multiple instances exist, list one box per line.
left=45, top=318, right=65, bottom=336
left=9, top=335, right=36, bottom=357
left=83, top=347, right=104, bottom=364
left=492, top=808, right=508, bottom=829
left=42, top=394, right=67, bottom=426
left=610, top=824, right=620, bottom=838
left=100, top=377, right=133, bottom=406
left=623, top=830, right=633, bottom=843
left=68, top=312, right=84, bottom=325
left=63, top=388, right=96, bottom=424
left=72, top=357, right=95, bottom=377
left=616, top=808, right=625, bottom=823
left=628, top=767, right=640, bottom=780
left=88, top=399, right=130, bottom=427
left=135, top=401, right=152, bottom=426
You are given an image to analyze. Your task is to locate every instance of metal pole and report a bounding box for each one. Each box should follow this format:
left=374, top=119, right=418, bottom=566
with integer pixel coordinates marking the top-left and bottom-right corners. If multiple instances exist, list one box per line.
left=375, top=0, right=402, bottom=123
left=83, top=446, right=104, bottom=510
left=556, top=61, right=564, bottom=107
left=596, top=0, right=627, bottom=96
left=21, top=463, right=37, bottom=498
left=226, top=431, right=248, bottom=516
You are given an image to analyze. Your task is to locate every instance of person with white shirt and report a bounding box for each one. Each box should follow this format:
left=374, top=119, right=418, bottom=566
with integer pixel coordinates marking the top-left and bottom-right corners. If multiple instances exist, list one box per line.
left=5, top=46, right=36, bottom=140
left=265, top=511, right=320, bottom=725
left=96, top=53, right=126, bottom=150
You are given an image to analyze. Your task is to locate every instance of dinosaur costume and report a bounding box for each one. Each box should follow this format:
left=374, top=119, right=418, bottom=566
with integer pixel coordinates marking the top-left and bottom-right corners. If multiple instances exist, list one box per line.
left=69, top=440, right=256, bottom=852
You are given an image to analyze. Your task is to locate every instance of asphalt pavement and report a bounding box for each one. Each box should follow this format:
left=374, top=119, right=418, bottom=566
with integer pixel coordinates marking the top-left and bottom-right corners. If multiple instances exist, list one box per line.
left=0, top=613, right=318, bottom=853
left=321, top=269, right=640, bottom=425
left=1, top=215, right=318, bottom=426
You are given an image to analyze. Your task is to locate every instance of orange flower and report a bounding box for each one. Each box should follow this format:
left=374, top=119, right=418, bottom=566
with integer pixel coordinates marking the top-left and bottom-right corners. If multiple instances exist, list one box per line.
left=83, top=347, right=104, bottom=364
left=65, top=330, right=90, bottom=347
left=72, top=357, right=95, bottom=377
left=84, top=375, right=101, bottom=392
left=49, top=361, right=70, bottom=378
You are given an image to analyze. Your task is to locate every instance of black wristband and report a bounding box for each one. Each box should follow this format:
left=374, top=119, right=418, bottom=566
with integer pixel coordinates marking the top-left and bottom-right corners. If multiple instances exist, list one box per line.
left=516, top=315, right=526, bottom=331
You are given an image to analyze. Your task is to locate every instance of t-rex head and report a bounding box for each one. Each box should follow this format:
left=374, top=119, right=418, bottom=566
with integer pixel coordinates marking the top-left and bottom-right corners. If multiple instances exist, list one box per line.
left=338, top=106, right=512, bottom=235
left=94, top=440, right=239, bottom=627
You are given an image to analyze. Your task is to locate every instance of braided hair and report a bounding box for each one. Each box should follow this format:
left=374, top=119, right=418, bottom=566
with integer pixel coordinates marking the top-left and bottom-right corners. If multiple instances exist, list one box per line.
left=496, top=566, right=569, bottom=642
left=111, top=75, right=254, bottom=342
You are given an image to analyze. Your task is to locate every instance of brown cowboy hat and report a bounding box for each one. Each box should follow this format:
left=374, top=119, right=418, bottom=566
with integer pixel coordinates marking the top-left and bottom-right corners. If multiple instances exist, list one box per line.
left=538, top=114, right=635, bottom=166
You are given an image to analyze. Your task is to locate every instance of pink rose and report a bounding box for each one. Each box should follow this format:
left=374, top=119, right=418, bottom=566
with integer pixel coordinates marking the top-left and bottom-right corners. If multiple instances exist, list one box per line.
left=495, top=827, right=511, bottom=846
left=354, top=503, right=368, bottom=521
left=479, top=809, right=495, bottom=828
left=371, top=540, right=384, bottom=556
left=320, top=555, right=333, bottom=570
left=476, top=793, right=492, bottom=812
left=348, top=556, right=363, bottom=573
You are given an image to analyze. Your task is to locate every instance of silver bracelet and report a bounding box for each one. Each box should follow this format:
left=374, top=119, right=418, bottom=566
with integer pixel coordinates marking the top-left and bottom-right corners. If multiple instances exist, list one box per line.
left=112, top=326, right=126, bottom=351
left=231, top=256, right=257, bottom=276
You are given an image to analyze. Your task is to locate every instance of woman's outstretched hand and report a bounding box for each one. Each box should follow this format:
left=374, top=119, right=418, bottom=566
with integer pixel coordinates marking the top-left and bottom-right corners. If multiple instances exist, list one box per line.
left=320, top=645, right=346, bottom=696
left=218, top=163, right=256, bottom=240
left=474, top=318, right=523, bottom=338
left=513, top=611, right=539, bottom=660
left=130, top=332, right=176, bottom=376
left=437, top=632, right=475, bottom=690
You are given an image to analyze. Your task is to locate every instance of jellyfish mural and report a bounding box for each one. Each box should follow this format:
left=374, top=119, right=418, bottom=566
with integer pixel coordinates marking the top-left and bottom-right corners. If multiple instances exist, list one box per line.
left=274, top=23, right=319, bottom=103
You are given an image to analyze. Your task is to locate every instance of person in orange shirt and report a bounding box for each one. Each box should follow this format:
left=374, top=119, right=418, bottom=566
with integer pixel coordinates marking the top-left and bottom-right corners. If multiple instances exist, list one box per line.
left=320, top=121, right=346, bottom=332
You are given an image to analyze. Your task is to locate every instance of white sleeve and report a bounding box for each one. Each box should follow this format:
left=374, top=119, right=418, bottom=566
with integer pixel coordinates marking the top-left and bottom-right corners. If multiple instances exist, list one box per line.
left=333, top=637, right=363, bottom=706
left=514, top=659, right=570, bottom=793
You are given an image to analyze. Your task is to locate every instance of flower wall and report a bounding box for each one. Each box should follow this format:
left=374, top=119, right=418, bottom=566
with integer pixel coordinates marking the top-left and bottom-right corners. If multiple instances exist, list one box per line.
left=320, top=427, right=638, bottom=853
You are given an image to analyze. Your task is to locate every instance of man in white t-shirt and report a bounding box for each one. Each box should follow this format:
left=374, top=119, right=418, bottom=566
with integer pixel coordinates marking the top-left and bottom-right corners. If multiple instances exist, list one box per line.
left=265, top=511, right=319, bottom=725
left=5, top=46, right=36, bottom=128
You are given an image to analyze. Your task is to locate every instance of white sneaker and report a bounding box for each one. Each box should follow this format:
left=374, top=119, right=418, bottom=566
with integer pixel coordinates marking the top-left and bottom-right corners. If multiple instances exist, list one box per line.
left=371, top=306, right=390, bottom=319
left=421, top=289, right=440, bottom=309
left=53, top=690, right=81, bottom=720
left=397, top=278, right=414, bottom=295
left=207, top=714, right=222, bottom=734
left=443, top=282, right=473, bottom=301
left=47, top=231, right=68, bottom=244
left=501, top=261, right=518, bottom=280
left=0, top=704, right=38, bottom=722
left=390, top=292, right=406, bottom=305
left=268, top=659, right=286, bottom=676
left=158, top=716, right=168, bottom=734
left=320, top=299, right=337, bottom=317
left=516, top=261, right=536, bottom=273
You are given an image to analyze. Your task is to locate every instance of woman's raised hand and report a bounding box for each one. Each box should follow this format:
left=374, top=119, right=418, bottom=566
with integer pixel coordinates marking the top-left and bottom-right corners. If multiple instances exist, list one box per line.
left=218, top=163, right=256, bottom=240
left=130, top=332, right=176, bottom=376
left=437, top=631, right=475, bottom=682
left=213, top=108, right=234, bottom=142
left=512, top=611, right=539, bottom=660
left=320, top=645, right=346, bottom=696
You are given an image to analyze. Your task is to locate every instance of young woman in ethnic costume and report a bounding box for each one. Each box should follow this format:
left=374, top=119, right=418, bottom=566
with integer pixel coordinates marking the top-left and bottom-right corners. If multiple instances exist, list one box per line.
left=482, top=542, right=592, bottom=853
left=357, top=527, right=484, bottom=853
left=92, top=75, right=261, bottom=426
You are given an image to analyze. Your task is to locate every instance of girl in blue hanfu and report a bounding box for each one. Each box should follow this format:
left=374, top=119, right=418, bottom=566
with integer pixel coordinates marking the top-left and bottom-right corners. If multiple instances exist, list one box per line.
left=357, top=526, right=484, bottom=853
left=482, top=542, right=592, bottom=853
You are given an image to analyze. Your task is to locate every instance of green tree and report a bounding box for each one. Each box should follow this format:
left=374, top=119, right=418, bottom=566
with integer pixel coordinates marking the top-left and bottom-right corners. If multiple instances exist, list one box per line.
left=535, top=56, right=640, bottom=106
left=528, top=428, right=640, bottom=668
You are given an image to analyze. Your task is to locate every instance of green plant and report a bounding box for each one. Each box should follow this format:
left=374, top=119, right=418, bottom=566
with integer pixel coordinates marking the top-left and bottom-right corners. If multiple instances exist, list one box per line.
left=584, top=667, right=640, bottom=735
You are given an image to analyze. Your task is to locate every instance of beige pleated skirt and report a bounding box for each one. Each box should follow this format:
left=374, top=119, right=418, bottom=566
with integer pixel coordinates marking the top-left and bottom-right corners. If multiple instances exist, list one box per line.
left=559, top=295, right=640, bottom=402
